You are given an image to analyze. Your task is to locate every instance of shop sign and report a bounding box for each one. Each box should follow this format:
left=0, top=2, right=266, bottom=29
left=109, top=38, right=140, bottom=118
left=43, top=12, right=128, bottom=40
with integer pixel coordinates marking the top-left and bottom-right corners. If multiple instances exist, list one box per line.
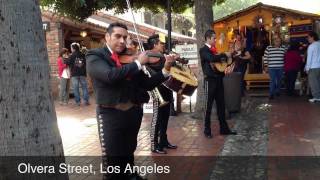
left=175, top=44, right=198, bottom=59
left=43, top=22, right=50, bottom=31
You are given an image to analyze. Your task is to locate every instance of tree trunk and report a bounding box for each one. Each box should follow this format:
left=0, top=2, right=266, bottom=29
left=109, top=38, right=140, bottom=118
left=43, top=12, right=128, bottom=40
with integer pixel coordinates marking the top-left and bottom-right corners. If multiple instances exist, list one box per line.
left=0, top=1, right=66, bottom=176
left=192, top=0, right=214, bottom=119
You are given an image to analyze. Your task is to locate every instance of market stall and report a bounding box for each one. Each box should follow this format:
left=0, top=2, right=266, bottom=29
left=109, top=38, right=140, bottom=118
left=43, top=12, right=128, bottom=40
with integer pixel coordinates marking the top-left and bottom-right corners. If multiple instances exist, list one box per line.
left=213, top=2, right=320, bottom=90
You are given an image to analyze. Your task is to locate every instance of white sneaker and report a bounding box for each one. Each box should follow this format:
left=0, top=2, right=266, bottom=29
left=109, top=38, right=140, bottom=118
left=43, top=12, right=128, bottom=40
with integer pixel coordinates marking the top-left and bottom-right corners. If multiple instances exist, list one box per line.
left=309, top=98, right=320, bottom=103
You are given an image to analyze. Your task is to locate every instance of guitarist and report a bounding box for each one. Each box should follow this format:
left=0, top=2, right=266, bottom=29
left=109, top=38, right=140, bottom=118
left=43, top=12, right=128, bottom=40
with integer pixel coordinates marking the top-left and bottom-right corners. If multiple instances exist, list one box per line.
left=200, top=29, right=237, bottom=138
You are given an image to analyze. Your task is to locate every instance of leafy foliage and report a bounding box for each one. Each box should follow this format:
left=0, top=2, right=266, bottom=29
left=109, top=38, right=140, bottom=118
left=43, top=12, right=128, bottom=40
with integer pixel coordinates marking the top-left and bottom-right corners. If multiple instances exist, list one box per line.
left=172, top=13, right=194, bottom=31
left=213, top=0, right=258, bottom=20
left=40, top=0, right=195, bottom=21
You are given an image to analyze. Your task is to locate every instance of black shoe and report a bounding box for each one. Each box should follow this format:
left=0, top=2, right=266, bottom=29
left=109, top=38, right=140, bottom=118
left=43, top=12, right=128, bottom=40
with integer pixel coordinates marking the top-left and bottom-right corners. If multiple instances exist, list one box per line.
left=164, top=143, right=177, bottom=149
left=204, top=128, right=212, bottom=138
left=220, top=130, right=237, bottom=135
left=204, top=132, right=212, bottom=138
left=170, top=111, right=177, bottom=116
left=269, top=95, right=274, bottom=100
left=205, top=134, right=212, bottom=138
left=152, top=148, right=167, bottom=154
left=276, top=92, right=280, bottom=96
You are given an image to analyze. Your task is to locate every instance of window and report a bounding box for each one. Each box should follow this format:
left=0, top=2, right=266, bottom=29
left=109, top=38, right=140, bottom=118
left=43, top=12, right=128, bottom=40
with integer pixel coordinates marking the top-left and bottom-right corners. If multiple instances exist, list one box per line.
left=144, top=12, right=152, bottom=25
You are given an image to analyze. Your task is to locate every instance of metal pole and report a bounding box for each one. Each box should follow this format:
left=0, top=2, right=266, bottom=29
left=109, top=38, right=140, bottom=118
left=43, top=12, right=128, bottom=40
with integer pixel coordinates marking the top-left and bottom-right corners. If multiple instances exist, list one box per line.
left=167, top=0, right=172, bottom=51
left=167, top=0, right=179, bottom=115
left=125, top=0, right=144, bottom=51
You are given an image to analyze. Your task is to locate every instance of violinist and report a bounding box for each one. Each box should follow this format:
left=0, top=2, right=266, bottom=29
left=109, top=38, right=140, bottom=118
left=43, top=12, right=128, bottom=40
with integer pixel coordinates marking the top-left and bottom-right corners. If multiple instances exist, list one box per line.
left=86, top=22, right=176, bottom=180
left=146, top=34, right=178, bottom=154
left=126, top=38, right=139, bottom=52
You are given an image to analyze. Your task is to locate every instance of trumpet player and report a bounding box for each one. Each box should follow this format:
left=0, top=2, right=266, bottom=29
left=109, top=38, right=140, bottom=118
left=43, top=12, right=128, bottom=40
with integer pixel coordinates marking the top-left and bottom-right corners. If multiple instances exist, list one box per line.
left=147, top=34, right=178, bottom=154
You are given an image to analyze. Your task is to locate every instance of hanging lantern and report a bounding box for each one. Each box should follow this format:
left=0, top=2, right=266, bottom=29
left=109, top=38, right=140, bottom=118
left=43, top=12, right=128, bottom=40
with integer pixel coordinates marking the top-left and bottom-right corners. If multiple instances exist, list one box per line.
left=80, top=30, right=87, bottom=37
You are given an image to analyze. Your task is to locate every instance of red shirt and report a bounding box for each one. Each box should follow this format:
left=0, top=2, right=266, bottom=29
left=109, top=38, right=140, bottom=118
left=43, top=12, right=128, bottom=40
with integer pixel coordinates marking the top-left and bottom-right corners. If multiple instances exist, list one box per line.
left=57, top=57, right=67, bottom=78
left=284, top=50, right=302, bottom=72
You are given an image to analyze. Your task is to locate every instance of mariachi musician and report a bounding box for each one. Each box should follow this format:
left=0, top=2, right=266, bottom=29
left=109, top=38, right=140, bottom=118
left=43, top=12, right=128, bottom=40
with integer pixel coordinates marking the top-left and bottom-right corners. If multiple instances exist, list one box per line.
left=86, top=22, right=176, bottom=180
left=146, top=34, right=178, bottom=154
left=200, top=29, right=237, bottom=138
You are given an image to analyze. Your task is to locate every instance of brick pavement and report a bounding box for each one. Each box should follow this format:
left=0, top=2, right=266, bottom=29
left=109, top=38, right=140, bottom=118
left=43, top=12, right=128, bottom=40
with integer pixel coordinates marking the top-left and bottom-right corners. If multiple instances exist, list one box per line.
left=55, top=94, right=320, bottom=180
left=267, top=96, right=320, bottom=180
left=268, top=96, right=320, bottom=156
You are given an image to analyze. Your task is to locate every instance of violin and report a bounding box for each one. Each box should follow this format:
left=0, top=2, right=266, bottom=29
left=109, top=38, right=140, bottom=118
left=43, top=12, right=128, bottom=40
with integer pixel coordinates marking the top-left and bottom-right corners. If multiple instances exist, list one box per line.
left=119, top=47, right=188, bottom=66
left=119, top=47, right=163, bottom=64
left=167, top=50, right=189, bottom=64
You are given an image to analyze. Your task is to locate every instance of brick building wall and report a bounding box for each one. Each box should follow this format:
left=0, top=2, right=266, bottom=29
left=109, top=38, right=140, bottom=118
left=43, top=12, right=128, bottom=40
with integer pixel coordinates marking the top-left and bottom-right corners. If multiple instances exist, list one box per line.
left=42, top=16, right=63, bottom=99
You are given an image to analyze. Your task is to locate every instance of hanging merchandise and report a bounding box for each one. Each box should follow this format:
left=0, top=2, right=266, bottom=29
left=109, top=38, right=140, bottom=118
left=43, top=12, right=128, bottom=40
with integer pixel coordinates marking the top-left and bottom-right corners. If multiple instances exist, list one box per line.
left=218, top=32, right=225, bottom=47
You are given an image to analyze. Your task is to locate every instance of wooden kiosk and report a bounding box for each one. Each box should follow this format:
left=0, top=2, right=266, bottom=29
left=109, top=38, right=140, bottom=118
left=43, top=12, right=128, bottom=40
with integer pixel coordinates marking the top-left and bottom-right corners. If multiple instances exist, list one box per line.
left=213, top=3, right=320, bottom=90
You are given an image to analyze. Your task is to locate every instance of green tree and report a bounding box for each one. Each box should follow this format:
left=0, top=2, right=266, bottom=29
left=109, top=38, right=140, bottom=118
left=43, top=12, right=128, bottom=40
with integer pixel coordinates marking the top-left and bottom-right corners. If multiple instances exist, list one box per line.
left=0, top=0, right=66, bottom=179
left=213, top=0, right=258, bottom=20
left=0, top=0, right=64, bottom=156
left=40, top=0, right=194, bottom=21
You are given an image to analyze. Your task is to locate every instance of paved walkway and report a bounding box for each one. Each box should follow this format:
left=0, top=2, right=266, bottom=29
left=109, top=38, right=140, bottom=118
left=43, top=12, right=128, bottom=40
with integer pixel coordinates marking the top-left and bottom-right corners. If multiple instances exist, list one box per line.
left=55, top=94, right=320, bottom=180
left=268, top=96, right=320, bottom=156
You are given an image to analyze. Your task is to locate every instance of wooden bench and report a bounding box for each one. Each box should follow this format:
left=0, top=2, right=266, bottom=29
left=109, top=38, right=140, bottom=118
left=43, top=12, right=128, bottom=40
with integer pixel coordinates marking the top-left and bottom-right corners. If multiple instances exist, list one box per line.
left=244, top=73, right=270, bottom=90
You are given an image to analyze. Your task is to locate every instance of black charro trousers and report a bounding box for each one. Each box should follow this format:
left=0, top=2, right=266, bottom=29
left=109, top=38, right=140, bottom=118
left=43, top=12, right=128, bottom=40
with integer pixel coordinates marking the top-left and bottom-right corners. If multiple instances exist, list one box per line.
left=150, top=101, right=171, bottom=151
left=97, top=106, right=143, bottom=180
left=203, top=77, right=230, bottom=133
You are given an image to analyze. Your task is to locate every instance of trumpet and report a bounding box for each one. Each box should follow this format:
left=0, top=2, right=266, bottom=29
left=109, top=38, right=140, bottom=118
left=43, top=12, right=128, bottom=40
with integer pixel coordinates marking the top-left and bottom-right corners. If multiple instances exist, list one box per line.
left=141, top=65, right=168, bottom=107
left=119, top=49, right=169, bottom=107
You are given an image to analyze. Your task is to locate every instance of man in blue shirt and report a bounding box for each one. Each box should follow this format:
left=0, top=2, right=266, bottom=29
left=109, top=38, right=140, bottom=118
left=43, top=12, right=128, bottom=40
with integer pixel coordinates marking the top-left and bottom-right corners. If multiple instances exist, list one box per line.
left=306, top=31, right=320, bottom=103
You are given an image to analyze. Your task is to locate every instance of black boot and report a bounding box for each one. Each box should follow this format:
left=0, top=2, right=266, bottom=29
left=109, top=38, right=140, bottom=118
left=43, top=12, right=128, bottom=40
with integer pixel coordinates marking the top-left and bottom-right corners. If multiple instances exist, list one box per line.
left=152, top=147, right=167, bottom=154
left=169, top=102, right=177, bottom=116
left=160, top=135, right=178, bottom=149
left=204, top=128, right=212, bottom=138
left=164, top=142, right=177, bottom=149
left=220, top=128, right=237, bottom=135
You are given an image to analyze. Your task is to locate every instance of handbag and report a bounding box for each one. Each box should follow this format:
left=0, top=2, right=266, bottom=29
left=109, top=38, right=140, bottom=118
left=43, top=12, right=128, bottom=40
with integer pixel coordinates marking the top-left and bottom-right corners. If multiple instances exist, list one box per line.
left=61, top=67, right=70, bottom=79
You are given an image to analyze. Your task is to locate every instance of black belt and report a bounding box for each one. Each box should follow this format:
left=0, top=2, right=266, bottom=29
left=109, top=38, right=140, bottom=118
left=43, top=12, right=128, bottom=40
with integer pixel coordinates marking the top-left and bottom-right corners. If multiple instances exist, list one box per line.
left=99, top=102, right=142, bottom=111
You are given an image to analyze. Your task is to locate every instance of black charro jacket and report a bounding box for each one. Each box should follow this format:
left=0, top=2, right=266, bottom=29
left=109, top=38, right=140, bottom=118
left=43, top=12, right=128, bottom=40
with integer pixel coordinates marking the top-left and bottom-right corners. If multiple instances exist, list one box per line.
left=147, top=57, right=173, bottom=103
left=199, top=45, right=226, bottom=79
left=86, top=47, right=167, bottom=106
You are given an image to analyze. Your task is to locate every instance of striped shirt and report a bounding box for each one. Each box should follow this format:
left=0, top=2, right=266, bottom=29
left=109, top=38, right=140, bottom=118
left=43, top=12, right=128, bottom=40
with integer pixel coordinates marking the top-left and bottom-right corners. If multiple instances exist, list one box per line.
left=263, top=45, right=286, bottom=69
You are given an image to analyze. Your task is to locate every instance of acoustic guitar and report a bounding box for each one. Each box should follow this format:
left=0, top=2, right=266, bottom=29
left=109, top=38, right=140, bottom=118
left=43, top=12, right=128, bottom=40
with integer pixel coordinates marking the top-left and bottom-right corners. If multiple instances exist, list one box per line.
left=211, top=62, right=228, bottom=72
left=210, top=52, right=232, bottom=73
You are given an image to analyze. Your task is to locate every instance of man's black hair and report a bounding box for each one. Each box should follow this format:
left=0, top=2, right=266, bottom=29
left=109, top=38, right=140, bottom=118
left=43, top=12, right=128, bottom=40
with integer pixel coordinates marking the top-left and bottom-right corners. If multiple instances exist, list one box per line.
left=107, top=22, right=128, bottom=34
left=147, top=34, right=160, bottom=49
left=71, top=43, right=80, bottom=52
left=308, top=31, right=319, bottom=41
left=204, top=29, right=216, bottom=41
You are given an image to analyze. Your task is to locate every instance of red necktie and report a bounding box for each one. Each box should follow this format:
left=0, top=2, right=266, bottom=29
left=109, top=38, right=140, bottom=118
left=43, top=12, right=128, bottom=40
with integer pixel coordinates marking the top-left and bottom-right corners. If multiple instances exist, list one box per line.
left=111, top=52, right=122, bottom=68
left=210, top=46, right=217, bottom=55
